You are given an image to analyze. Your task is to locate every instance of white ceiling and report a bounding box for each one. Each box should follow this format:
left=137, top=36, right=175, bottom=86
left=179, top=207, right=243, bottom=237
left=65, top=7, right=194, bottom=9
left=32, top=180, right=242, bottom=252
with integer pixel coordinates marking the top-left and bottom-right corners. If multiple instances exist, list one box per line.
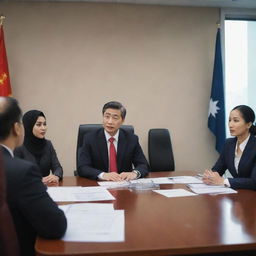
left=15, top=0, right=256, bottom=9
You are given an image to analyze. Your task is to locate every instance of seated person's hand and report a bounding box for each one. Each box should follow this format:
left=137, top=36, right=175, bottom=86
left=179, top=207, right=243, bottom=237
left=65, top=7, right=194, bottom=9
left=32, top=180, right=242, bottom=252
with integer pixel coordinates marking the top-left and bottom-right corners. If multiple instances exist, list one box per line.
left=119, top=172, right=137, bottom=181
left=202, top=169, right=224, bottom=186
left=42, top=174, right=60, bottom=185
left=102, top=172, right=122, bottom=182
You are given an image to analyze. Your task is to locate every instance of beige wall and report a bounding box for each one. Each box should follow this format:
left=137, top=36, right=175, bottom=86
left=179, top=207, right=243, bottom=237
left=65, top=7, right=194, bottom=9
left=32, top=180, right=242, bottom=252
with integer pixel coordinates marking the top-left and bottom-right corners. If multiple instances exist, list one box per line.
left=0, top=2, right=219, bottom=176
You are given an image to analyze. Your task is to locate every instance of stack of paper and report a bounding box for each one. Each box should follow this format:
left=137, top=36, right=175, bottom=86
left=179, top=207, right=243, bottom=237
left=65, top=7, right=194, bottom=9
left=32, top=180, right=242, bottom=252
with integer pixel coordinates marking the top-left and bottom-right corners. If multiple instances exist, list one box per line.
left=47, top=186, right=115, bottom=202
left=97, top=176, right=203, bottom=188
left=97, top=181, right=130, bottom=188
left=187, top=183, right=237, bottom=195
left=59, top=203, right=124, bottom=242
left=131, top=177, right=174, bottom=185
left=168, top=176, right=203, bottom=184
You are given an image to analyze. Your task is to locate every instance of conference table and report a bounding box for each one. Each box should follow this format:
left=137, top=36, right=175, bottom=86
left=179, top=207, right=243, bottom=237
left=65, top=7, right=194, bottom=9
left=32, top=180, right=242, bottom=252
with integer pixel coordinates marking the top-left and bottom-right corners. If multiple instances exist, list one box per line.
left=35, top=171, right=256, bottom=256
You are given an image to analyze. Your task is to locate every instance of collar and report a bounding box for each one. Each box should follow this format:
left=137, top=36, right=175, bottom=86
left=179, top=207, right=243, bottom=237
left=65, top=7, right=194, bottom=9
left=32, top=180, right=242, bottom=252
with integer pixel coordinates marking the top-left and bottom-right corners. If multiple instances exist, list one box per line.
left=0, top=144, right=14, bottom=157
left=236, top=134, right=250, bottom=153
left=104, top=129, right=119, bottom=142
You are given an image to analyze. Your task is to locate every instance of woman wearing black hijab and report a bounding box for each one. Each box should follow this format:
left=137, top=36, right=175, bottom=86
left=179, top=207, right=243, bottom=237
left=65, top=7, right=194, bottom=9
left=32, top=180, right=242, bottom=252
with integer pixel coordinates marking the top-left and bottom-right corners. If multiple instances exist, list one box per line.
left=14, top=110, right=63, bottom=185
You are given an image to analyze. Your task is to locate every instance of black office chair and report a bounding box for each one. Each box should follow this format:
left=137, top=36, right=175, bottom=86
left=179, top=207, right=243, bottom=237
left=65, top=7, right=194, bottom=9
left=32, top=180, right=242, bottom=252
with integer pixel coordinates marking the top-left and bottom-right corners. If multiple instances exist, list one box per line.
left=74, top=124, right=134, bottom=176
left=148, top=128, right=175, bottom=172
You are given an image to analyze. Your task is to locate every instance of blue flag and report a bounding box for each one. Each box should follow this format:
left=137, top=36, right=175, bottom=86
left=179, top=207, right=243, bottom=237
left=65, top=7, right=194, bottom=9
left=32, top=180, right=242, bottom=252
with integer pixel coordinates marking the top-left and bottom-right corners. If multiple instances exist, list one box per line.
left=208, top=28, right=226, bottom=153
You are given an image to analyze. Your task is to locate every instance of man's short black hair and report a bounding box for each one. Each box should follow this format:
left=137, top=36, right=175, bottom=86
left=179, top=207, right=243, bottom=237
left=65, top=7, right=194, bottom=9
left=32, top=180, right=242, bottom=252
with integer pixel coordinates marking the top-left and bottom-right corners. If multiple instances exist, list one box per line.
left=102, top=101, right=126, bottom=120
left=0, top=97, right=22, bottom=140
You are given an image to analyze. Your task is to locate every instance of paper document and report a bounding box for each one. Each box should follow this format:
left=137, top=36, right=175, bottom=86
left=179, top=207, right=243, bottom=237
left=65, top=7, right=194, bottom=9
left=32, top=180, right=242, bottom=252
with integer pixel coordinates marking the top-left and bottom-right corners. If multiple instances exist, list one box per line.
left=130, top=177, right=174, bottom=184
left=153, top=189, right=197, bottom=198
left=97, top=181, right=130, bottom=188
left=59, top=203, right=115, bottom=213
left=187, top=183, right=237, bottom=195
left=97, top=177, right=174, bottom=188
left=97, top=176, right=203, bottom=189
left=47, top=186, right=115, bottom=202
left=168, top=176, right=203, bottom=184
left=60, top=203, right=124, bottom=242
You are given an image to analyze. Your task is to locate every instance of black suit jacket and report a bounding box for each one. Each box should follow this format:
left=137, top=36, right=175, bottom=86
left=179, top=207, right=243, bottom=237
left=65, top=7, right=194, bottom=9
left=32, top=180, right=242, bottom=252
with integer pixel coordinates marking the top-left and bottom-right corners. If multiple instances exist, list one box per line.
left=1, top=146, right=67, bottom=256
left=77, top=128, right=149, bottom=180
left=14, top=140, right=63, bottom=179
left=212, top=135, right=256, bottom=190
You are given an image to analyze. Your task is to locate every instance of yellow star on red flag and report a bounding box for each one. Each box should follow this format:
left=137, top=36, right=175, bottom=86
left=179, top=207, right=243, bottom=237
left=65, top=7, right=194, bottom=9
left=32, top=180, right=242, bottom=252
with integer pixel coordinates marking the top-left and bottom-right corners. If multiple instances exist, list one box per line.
left=0, top=24, right=12, bottom=96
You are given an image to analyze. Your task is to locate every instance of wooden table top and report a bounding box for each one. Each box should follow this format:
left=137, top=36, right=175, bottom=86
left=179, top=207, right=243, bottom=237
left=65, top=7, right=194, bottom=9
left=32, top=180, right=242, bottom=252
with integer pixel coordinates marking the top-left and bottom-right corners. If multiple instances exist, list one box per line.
left=35, top=171, right=256, bottom=256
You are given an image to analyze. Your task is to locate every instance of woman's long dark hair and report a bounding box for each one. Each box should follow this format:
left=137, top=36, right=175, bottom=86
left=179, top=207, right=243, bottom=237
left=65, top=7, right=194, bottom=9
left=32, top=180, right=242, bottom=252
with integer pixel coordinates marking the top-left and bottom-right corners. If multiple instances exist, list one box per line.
left=232, top=105, right=256, bottom=135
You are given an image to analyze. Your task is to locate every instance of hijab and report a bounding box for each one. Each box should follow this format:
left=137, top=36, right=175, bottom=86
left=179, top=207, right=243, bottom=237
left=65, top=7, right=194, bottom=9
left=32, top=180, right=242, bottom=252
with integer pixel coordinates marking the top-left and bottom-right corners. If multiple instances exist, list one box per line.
left=23, top=110, right=47, bottom=157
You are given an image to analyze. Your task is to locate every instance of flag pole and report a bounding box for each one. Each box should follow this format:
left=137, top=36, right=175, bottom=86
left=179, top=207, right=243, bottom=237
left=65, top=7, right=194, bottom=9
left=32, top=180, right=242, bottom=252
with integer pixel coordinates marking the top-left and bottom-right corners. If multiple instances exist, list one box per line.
left=0, top=15, right=5, bottom=26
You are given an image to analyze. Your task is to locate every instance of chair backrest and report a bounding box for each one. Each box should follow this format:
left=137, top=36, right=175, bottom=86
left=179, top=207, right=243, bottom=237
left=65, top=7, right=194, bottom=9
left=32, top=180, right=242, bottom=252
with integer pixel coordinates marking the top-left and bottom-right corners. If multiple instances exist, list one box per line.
left=75, top=124, right=134, bottom=173
left=0, top=151, right=20, bottom=256
left=148, top=128, right=175, bottom=172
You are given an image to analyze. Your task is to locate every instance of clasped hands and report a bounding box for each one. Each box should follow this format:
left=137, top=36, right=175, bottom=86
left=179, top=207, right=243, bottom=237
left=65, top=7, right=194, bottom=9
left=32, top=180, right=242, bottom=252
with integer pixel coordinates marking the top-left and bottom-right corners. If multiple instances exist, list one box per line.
left=102, top=172, right=137, bottom=181
left=202, top=170, right=224, bottom=186
left=42, top=174, right=60, bottom=185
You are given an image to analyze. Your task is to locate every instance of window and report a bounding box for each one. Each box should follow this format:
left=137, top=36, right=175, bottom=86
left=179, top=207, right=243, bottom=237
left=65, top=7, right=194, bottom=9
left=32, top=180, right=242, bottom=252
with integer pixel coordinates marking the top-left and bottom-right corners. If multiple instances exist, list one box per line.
left=221, top=9, right=256, bottom=135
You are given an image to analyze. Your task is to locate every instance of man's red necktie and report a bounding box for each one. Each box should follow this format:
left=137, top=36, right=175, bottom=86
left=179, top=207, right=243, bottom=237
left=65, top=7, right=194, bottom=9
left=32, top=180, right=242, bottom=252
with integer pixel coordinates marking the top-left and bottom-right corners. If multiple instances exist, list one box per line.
left=109, top=137, right=118, bottom=173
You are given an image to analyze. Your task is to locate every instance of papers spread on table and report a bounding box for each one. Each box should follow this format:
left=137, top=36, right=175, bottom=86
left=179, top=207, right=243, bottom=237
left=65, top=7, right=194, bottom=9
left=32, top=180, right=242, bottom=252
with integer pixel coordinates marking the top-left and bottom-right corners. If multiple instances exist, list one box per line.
left=98, top=179, right=160, bottom=190
left=168, top=176, right=203, bottom=184
left=131, top=177, right=174, bottom=185
left=59, top=203, right=124, bottom=242
left=187, top=183, right=237, bottom=195
left=97, top=181, right=130, bottom=188
left=153, top=189, right=197, bottom=198
left=47, top=186, right=115, bottom=202
left=97, top=177, right=184, bottom=188
left=97, top=176, right=202, bottom=189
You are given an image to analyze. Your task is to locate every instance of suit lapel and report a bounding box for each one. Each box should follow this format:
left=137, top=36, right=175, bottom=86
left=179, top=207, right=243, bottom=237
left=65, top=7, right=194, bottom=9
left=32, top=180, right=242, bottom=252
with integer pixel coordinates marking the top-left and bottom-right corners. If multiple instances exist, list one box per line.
left=117, top=129, right=127, bottom=170
left=238, top=135, right=254, bottom=175
left=96, top=129, right=108, bottom=170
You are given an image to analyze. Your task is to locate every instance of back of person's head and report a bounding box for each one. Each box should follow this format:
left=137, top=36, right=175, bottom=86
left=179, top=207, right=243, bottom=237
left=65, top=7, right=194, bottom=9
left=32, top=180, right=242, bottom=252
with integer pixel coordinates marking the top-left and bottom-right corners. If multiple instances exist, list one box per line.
left=102, top=101, right=126, bottom=120
left=232, top=105, right=256, bottom=135
left=0, top=97, right=22, bottom=141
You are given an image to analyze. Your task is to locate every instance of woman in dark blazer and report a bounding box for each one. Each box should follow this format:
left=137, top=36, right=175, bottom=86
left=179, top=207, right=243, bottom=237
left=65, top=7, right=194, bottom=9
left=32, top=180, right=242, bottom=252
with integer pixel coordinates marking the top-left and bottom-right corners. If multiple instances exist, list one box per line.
left=14, top=110, right=63, bottom=185
left=203, top=105, right=256, bottom=190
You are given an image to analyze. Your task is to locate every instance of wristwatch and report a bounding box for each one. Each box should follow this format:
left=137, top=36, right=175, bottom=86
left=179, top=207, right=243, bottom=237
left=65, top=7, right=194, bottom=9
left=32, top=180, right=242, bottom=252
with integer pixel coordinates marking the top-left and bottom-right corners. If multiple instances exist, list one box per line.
left=132, top=170, right=141, bottom=179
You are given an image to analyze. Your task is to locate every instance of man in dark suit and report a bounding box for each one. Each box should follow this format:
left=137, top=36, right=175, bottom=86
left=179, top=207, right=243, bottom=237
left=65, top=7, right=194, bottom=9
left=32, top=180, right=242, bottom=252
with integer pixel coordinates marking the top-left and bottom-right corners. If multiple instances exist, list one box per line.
left=0, top=97, right=67, bottom=256
left=78, top=101, right=149, bottom=181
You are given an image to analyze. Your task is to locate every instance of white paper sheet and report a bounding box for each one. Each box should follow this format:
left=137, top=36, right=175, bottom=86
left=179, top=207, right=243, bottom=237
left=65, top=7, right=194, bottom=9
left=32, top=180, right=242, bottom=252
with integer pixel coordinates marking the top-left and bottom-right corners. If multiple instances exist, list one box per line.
left=98, top=176, right=204, bottom=188
left=168, top=176, right=203, bottom=184
left=47, top=186, right=115, bottom=202
left=59, top=203, right=115, bottom=213
left=130, top=177, right=175, bottom=184
left=187, top=183, right=237, bottom=194
left=60, top=203, right=124, bottom=242
left=97, top=181, right=130, bottom=188
left=153, top=189, right=197, bottom=197
left=188, top=183, right=224, bottom=189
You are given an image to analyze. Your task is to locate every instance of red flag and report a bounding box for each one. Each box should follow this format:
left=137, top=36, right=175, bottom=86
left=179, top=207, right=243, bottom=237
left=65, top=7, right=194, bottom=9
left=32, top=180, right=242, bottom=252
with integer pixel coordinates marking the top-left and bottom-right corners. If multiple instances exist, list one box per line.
left=0, top=25, right=12, bottom=96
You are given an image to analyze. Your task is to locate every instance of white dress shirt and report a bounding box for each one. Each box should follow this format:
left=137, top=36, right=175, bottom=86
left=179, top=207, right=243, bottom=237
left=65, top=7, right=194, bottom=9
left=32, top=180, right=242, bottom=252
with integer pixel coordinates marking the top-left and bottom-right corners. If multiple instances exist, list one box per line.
left=234, top=134, right=250, bottom=172
left=0, top=144, right=14, bottom=157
